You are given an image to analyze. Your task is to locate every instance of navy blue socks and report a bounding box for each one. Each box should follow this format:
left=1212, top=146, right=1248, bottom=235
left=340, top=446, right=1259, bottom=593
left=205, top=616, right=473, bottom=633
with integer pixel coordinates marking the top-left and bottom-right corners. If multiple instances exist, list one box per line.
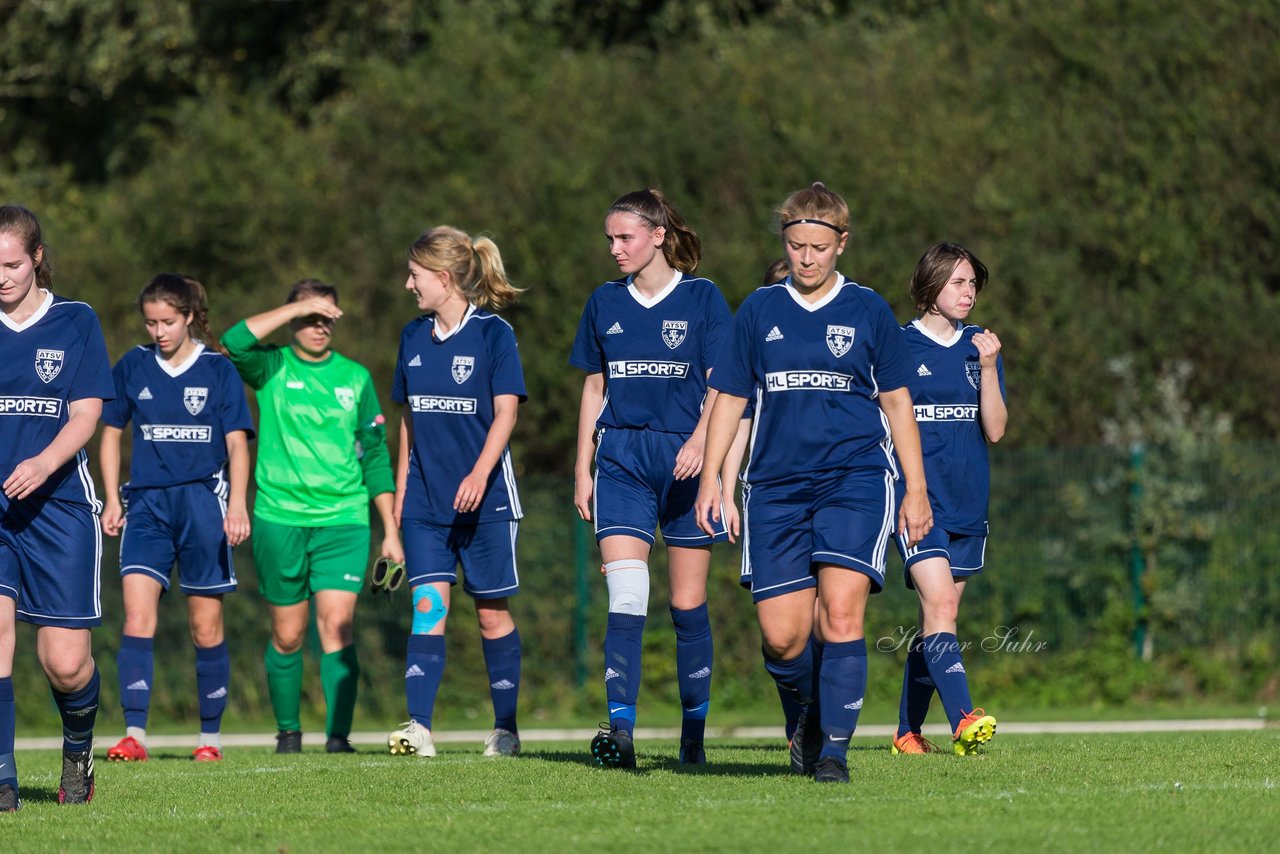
left=672, top=604, right=712, bottom=744
left=195, top=641, right=230, bottom=736
left=817, top=639, right=867, bottom=762
left=482, top=629, right=522, bottom=733
left=117, top=634, right=153, bottom=731
left=406, top=634, right=446, bottom=729
left=604, top=612, right=645, bottom=736
left=922, top=632, right=972, bottom=733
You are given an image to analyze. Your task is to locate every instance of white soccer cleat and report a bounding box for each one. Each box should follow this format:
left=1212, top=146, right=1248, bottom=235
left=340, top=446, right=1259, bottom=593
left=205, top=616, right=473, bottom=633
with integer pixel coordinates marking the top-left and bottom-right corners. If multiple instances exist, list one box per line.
left=388, top=720, right=436, bottom=757
left=482, top=728, right=521, bottom=758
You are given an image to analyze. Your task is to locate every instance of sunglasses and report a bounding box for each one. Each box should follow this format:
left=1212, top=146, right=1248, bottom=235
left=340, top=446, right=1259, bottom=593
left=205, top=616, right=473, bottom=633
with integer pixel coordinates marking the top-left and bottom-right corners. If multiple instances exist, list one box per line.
left=299, top=314, right=336, bottom=329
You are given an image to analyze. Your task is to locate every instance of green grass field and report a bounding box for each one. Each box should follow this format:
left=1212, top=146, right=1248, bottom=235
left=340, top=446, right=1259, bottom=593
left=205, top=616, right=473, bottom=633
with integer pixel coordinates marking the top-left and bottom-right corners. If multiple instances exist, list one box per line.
left=4, top=732, right=1277, bottom=851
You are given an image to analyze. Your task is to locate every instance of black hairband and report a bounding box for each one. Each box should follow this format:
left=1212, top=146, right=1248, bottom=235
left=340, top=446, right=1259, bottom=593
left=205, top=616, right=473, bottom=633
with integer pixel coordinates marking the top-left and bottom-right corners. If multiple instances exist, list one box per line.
left=782, top=218, right=846, bottom=234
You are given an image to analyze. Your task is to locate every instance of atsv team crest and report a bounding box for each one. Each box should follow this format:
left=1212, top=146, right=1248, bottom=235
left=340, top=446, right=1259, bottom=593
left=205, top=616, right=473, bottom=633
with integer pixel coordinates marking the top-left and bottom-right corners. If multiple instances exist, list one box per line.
left=826, top=325, right=855, bottom=358
left=661, top=320, right=688, bottom=350
left=335, top=387, right=356, bottom=411
left=452, top=356, right=475, bottom=384
left=965, top=360, right=983, bottom=390
left=35, top=348, right=64, bottom=383
left=184, top=386, right=208, bottom=416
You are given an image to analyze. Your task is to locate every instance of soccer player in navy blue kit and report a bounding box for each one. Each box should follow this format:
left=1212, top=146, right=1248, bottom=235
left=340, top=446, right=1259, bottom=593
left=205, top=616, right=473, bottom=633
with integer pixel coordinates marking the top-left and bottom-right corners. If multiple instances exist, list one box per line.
left=0, top=204, right=114, bottom=809
left=571, top=188, right=731, bottom=767
left=891, top=242, right=1005, bottom=756
left=696, top=183, right=933, bottom=783
left=99, top=274, right=254, bottom=763
left=387, top=226, right=527, bottom=760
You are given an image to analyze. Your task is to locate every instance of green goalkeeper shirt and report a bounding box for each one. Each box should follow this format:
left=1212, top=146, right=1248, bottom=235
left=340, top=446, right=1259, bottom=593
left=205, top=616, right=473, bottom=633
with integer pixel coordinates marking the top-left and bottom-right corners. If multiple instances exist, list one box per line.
left=222, top=320, right=395, bottom=527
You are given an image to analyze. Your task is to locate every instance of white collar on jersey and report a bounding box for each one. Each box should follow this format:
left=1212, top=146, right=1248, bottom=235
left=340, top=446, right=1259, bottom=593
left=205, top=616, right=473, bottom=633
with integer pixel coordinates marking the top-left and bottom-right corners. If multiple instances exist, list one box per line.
left=783, top=273, right=846, bottom=312
left=153, top=341, right=207, bottom=378
left=626, top=269, right=682, bottom=309
left=0, top=288, right=54, bottom=332
left=432, top=303, right=477, bottom=342
left=911, top=318, right=966, bottom=347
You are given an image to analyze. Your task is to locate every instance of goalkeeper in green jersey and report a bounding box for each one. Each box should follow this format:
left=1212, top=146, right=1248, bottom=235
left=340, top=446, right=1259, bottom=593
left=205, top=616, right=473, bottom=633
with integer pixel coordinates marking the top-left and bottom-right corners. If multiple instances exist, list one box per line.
left=222, top=279, right=404, bottom=754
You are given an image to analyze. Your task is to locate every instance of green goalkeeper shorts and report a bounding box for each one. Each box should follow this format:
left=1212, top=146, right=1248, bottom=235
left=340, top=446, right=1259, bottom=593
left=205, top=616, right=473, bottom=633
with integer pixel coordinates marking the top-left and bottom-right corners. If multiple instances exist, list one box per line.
left=252, top=516, right=370, bottom=605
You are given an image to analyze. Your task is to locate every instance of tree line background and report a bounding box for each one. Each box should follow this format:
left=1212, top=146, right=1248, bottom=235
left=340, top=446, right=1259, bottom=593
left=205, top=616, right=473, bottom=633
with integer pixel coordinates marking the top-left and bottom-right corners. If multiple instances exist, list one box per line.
left=3, top=0, right=1278, bottom=729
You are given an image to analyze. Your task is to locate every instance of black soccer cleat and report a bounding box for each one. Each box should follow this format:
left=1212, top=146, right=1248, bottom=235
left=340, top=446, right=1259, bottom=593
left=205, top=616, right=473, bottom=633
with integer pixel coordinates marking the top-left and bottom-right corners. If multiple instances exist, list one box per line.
left=275, top=730, right=303, bottom=754
left=789, top=707, right=823, bottom=775
left=813, top=755, right=850, bottom=784
left=325, top=736, right=357, bottom=754
left=678, top=739, right=707, bottom=766
left=58, top=745, right=95, bottom=804
left=0, top=782, right=20, bottom=812
left=590, top=724, right=637, bottom=769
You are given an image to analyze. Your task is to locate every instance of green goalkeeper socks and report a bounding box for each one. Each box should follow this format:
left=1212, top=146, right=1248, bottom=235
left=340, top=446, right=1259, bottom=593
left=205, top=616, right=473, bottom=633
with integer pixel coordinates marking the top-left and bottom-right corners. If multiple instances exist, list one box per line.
left=264, top=644, right=304, bottom=732
left=321, top=645, right=360, bottom=739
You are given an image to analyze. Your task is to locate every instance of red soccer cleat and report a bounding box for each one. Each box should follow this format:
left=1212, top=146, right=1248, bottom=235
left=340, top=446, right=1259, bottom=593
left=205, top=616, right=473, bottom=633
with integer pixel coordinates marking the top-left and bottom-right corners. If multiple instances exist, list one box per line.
left=106, top=735, right=149, bottom=762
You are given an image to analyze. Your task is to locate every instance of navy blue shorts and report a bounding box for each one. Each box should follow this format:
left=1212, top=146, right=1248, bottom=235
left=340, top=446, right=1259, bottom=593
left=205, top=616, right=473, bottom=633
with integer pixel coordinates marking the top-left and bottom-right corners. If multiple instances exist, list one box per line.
left=593, top=427, right=727, bottom=547
left=743, top=470, right=896, bottom=603
left=119, top=483, right=237, bottom=595
left=403, top=519, right=519, bottom=600
left=0, top=495, right=102, bottom=628
left=896, top=525, right=987, bottom=589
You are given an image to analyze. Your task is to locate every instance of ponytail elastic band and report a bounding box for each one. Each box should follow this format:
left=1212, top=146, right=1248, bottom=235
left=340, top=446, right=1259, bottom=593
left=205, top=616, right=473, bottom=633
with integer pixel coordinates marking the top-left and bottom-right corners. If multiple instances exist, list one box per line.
left=781, top=218, right=846, bottom=234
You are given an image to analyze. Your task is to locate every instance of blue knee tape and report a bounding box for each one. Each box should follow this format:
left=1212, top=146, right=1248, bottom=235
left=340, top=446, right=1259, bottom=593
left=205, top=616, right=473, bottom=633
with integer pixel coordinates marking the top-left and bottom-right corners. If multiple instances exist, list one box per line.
left=412, top=586, right=447, bottom=634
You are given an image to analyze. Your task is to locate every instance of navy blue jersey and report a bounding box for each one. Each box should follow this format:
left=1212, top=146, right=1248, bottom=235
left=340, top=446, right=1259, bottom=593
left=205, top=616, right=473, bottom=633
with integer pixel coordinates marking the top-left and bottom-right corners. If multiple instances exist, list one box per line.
left=0, top=293, right=113, bottom=508
left=101, top=343, right=255, bottom=491
left=711, top=275, right=911, bottom=486
left=902, top=320, right=1005, bottom=534
left=393, top=306, right=527, bottom=525
left=569, top=272, right=731, bottom=434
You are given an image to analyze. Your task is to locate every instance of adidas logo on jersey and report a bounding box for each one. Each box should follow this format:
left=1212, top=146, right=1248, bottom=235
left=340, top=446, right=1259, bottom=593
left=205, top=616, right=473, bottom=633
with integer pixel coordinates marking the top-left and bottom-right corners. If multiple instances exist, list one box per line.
left=126, top=679, right=150, bottom=691
left=138, top=387, right=153, bottom=400
left=205, top=686, right=227, bottom=700
left=604, top=667, right=621, bottom=681
left=490, top=679, right=516, bottom=690
left=946, top=662, right=966, bottom=674
left=765, top=326, right=784, bottom=342
left=917, top=364, right=932, bottom=377
left=408, top=354, right=422, bottom=367
left=606, top=322, right=624, bottom=335
left=687, top=666, right=711, bottom=680
left=844, top=698, right=864, bottom=710
left=405, top=664, right=426, bottom=678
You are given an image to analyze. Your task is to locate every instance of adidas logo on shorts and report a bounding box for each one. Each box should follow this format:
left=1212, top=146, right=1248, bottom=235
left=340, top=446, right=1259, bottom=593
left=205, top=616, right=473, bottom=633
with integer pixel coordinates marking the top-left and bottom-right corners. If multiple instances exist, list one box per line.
left=604, top=667, right=621, bottom=681
left=126, top=680, right=150, bottom=691
left=490, top=679, right=516, bottom=690
left=946, top=662, right=966, bottom=674
left=606, top=322, right=624, bottom=335
left=205, top=686, right=227, bottom=700
left=765, top=326, right=784, bottom=342
left=687, top=667, right=711, bottom=679
left=405, top=664, right=425, bottom=678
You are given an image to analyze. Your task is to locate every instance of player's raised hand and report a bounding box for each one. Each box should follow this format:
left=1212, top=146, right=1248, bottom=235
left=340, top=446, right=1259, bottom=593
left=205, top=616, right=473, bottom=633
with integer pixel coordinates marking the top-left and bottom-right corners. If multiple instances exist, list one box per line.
left=973, top=328, right=1002, bottom=368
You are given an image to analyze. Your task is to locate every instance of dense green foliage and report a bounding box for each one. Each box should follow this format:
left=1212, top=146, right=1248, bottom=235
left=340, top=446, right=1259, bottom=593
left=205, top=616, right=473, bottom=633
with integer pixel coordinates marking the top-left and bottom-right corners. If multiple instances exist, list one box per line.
left=6, top=733, right=1279, bottom=850
left=3, top=0, right=1277, bottom=472
left=3, top=0, right=1277, bottom=727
